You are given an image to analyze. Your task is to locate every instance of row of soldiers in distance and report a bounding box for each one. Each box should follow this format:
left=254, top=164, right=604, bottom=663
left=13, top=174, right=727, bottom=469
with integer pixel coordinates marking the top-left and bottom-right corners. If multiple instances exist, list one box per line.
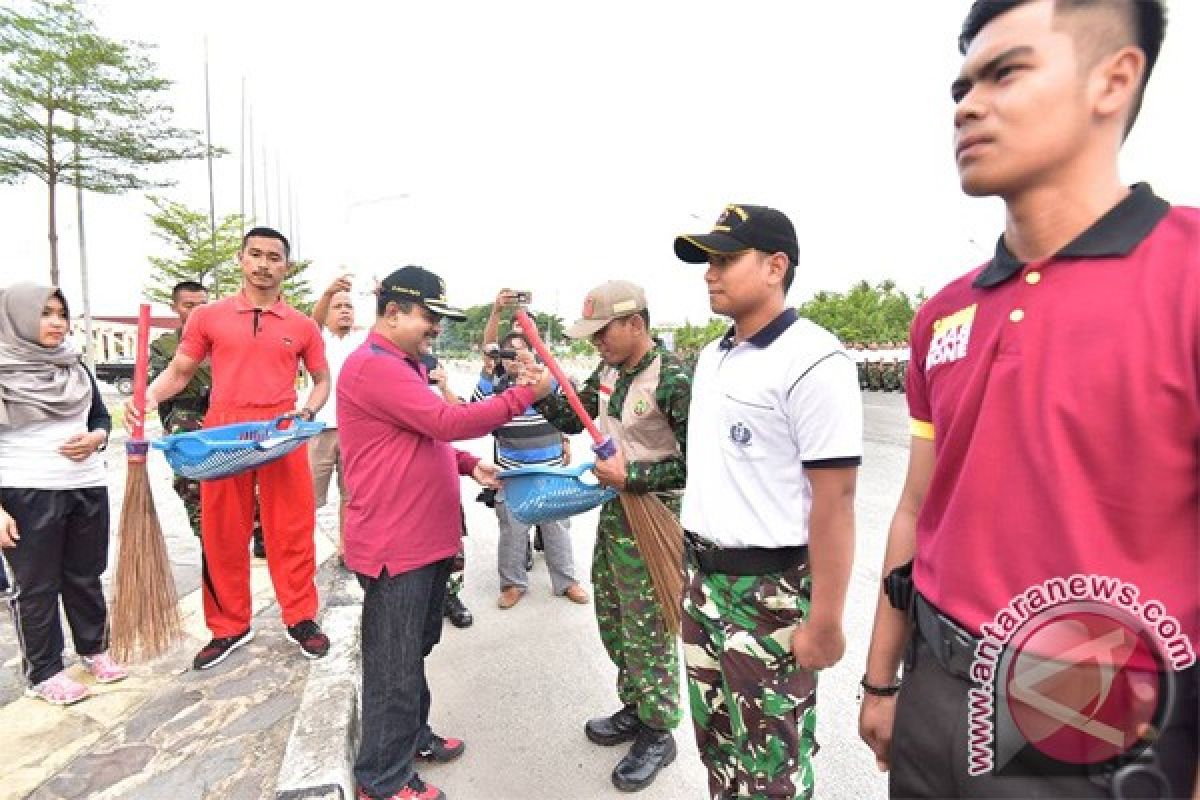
left=844, top=340, right=910, bottom=392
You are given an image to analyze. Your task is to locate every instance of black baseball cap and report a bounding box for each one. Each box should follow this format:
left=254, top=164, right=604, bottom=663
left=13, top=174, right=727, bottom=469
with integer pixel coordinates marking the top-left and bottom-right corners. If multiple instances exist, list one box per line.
left=674, top=204, right=798, bottom=266
left=379, top=265, right=466, bottom=321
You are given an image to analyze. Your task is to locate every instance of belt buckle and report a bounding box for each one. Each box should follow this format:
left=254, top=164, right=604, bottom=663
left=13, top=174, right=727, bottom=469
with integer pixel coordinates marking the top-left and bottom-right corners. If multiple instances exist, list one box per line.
left=686, top=533, right=716, bottom=554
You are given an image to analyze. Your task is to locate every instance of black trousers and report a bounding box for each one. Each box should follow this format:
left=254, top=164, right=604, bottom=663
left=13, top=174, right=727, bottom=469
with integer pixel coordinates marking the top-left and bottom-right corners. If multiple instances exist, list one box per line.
left=891, top=629, right=1199, bottom=799
left=354, top=558, right=452, bottom=798
left=1, top=487, right=111, bottom=686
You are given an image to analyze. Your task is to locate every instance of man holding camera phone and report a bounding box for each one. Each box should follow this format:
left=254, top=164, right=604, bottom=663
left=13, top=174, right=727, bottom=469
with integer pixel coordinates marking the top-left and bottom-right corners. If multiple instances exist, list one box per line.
left=476, top=289, right=586, bottom=609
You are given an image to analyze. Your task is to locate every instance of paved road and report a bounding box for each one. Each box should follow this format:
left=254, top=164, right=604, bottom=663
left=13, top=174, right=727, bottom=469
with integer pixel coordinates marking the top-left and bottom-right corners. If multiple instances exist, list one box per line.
left=1, top=381, right=910, bottom=799
left=408, top=384, right=908, bottom=800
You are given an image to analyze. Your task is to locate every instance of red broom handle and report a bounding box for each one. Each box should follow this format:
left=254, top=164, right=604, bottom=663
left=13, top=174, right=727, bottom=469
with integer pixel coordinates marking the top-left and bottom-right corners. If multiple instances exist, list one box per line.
left=513, top=309, right=613, bottom=456
left=130, top=303, right=151, bottom=442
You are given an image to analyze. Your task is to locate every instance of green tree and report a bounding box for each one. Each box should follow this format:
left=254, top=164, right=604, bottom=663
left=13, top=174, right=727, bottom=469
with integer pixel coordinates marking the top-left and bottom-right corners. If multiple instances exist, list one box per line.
left=143, top=196, right=313, bottom=310
left=0, top=0, right=210, bottom=285
left=143, top=196, right=244, bottom=303
left=796, top=279, right=921, bottom=343
left=439, top=303, right=566, bottom=354
left=282, top=259, right=315, bottom=315
left=670, top=318, right=728, bottom=358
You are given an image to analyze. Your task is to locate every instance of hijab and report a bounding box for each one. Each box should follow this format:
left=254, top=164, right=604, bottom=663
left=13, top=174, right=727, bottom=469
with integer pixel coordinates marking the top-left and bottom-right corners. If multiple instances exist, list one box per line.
left=0, top=282, right=92, bottom=428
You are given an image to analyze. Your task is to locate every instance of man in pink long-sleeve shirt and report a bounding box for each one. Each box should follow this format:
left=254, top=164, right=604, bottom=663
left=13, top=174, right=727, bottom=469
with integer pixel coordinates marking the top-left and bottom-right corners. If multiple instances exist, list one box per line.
left=339, top=265, right=552, bottom=800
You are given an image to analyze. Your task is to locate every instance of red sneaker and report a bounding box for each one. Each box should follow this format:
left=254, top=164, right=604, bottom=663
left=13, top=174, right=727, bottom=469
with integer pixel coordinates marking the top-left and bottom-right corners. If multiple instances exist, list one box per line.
left=416, top=733, right=465, bottom=763
left=357, top=775, right=445, bottom=800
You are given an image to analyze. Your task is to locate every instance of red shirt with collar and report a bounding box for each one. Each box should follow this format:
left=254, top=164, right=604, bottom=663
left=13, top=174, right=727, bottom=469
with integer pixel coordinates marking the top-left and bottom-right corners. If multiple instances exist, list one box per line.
left=907, top=184, right=1200, bottom=650
left=178, top=291, right=326, bottom=410
left=337, top=332, right=537, bottom=577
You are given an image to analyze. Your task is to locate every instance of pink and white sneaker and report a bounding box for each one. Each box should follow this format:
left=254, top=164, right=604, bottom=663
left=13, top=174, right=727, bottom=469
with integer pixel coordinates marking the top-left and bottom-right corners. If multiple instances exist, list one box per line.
left=82, top=653, right=128, bottom=684
left=27, top=671, right=90, bottom=706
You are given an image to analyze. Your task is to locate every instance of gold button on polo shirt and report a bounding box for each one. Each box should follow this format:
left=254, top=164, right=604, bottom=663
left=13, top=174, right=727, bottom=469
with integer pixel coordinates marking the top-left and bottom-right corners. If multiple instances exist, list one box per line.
left=1009, top=309, right=1025, bottom=323
left=1025, top=271, right=1042, bottom=285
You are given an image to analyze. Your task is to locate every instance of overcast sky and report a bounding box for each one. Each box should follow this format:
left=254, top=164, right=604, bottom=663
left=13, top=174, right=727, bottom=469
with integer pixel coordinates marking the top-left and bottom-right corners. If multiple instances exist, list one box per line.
left=1, top=1, right=1197, bottom=325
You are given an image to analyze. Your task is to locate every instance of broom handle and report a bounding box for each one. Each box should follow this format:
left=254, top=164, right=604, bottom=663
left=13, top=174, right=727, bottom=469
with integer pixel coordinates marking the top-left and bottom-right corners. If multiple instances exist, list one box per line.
left=131, top=303, right=151, bottom=442
left=512, top=309, right=615, bottom=458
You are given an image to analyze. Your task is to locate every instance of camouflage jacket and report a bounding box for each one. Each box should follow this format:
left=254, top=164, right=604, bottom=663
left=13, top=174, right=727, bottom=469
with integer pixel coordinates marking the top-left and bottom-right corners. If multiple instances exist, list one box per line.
left=536, top=343, right=690, bottom=493
left=149, top=329, right=212, bottom=424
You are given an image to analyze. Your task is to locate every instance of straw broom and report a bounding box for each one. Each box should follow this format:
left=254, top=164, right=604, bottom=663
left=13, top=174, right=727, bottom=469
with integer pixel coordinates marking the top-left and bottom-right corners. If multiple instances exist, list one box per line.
left=512, top=310, right=685, bottom=633
left=110, top=304, right=182, bottom=661
left=617, top=492, right=685, bottom=633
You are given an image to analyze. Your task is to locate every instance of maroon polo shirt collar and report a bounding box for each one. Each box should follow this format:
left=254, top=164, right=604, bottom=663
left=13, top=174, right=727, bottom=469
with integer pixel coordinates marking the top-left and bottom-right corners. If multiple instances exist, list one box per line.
left=973, top=182, right=1170, bottom=289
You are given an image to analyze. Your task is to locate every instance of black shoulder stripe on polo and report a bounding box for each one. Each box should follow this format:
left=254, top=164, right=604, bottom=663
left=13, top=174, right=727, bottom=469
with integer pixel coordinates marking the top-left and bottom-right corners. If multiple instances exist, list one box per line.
left=802, top=456, right=862, bottom=469
left=787, top=350, right=852, bottom=396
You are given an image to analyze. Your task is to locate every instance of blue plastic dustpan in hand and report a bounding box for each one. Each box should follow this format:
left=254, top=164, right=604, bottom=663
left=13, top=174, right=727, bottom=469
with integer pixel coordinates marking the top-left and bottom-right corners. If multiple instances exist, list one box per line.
left=152, top=415, right=325, bottom=481
left=497, top=462, right=617, bottom=524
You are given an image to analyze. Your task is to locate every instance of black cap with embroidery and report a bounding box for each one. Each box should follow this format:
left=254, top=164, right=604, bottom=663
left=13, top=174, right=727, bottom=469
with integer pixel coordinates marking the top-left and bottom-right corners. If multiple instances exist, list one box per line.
left=379, top=265, right=467, bottom=321
left=674, top=204, right=798, bottom=266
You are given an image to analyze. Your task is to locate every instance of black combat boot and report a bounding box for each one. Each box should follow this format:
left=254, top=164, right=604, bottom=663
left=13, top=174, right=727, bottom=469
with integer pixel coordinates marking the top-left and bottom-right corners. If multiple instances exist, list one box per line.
left=443, top=594, right=473, bottom=628
left=584, top=705, right=641, bottom=746
left=612, top=725, right=676, bottom=792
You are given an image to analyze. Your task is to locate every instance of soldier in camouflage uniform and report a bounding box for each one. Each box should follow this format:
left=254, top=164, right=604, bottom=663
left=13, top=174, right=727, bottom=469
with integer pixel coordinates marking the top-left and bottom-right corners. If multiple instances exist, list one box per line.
left=536, top=280, right=690, bottom=793
left=149, top=282, right=213, bottom=538
left=675, top=205, right=861, bottom=799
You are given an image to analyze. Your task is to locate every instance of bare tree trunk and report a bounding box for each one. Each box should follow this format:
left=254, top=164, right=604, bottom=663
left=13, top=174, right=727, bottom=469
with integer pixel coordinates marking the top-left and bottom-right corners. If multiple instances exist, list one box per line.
left=75, top=117, right=94, bottom=370
left=46, top=107, right=59, bottom=286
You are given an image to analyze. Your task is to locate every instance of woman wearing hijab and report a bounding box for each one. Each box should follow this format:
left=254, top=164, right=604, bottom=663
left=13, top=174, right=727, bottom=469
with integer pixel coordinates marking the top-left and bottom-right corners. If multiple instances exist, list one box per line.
left=0, top=282, right=127, bottom=705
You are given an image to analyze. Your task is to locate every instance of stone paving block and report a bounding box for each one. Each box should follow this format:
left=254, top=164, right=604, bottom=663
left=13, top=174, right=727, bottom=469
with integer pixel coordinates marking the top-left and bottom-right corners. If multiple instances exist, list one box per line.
left=33, top=744, right=157, bottom=799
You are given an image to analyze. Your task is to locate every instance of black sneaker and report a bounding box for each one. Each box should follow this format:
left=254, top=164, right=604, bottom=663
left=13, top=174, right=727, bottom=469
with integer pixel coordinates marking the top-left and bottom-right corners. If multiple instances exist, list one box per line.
left=193, top=628, right=255, bottom=670
left=286, top=619, right=330, bottom=659
left=533, top=526, right=545, bottom=552
left=252, top=530, right=266, bottom=559
left=416, top=733, right=465, bottom=763
left=525, top=539, right=534, bottom=571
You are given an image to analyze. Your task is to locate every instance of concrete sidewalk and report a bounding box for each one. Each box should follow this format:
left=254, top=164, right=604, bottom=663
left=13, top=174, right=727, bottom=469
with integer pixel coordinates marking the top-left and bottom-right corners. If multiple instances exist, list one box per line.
left=273, top=390, right=906, bottom=800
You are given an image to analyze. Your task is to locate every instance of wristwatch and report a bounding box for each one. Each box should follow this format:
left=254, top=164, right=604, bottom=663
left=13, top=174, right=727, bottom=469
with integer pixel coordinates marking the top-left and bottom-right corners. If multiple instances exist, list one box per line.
left=93, top=429, right=109, bottom=452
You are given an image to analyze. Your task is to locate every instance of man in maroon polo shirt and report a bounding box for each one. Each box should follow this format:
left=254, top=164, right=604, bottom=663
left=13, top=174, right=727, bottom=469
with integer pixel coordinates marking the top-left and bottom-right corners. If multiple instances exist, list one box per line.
left=338, top=265, right=553, bottom=800
left=859, top=2, right=1198, bottom=798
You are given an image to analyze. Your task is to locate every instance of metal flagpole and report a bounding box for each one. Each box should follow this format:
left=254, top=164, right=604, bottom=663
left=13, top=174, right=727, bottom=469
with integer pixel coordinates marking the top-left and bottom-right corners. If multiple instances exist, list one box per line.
left=263, top=145, right=271, bottom=227
left=204, top=37, right=219, bottom=296
left=249, top=108, right=257, bottom=223
left=239, top=77, right=246, bottom=235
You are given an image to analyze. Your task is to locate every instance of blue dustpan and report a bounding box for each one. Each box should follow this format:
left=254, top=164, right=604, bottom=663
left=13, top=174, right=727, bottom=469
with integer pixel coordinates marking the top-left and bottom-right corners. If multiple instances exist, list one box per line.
left=153, top=415, right=325, bottom=481
left=497, top=462, right=617, bottom=524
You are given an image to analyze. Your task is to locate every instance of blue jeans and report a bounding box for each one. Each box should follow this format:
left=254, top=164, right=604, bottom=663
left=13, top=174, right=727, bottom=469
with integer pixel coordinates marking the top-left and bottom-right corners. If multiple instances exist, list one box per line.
left=354, top=558, right=452, bottom=797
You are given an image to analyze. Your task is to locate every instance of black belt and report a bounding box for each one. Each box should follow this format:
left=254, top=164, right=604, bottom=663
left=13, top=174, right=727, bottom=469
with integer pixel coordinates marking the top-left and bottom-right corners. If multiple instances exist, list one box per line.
left=913, top=593, right=978, bottom=682
left=683, top=531, right=808, bottom=576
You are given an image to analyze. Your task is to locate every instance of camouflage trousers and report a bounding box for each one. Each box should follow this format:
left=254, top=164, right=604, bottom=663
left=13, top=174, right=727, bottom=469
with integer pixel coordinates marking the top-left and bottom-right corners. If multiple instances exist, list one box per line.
left=166, top=411, right=205, bottom=537
left=593, top=499, right=681, bottom=731
left=682, top=561, right=818, bottom=800
left=446, top=505, right=467, bottom=599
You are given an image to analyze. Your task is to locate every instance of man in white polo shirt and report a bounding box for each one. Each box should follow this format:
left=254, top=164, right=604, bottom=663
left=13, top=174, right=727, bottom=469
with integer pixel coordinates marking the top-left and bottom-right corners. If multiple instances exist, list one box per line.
left=674, top=204, right=862, bottom=800
left=310, top=275, right=368, bottom=563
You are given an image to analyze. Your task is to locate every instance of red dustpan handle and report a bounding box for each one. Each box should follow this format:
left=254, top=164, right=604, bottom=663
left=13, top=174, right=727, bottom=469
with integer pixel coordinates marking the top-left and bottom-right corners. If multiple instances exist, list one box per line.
left=512, top=309, right=616, bottom=459
left=127, top=304, right=151, bottom=460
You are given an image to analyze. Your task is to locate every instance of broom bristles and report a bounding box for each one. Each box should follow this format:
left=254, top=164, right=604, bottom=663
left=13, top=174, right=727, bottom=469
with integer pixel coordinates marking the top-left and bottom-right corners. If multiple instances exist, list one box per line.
left=620, top=492, right=685, bottom=635
left=110, top=462, right=182, bottom=662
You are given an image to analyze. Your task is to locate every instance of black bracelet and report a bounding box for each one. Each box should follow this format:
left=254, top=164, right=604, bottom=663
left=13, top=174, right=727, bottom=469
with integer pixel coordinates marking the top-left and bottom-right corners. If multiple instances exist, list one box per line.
left=859, top=675, right=902, bottom=698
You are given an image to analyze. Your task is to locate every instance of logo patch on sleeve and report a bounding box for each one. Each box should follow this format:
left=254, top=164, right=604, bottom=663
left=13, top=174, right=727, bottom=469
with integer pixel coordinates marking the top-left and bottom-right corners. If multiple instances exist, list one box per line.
left=926, top=304, right=976, bottom=370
